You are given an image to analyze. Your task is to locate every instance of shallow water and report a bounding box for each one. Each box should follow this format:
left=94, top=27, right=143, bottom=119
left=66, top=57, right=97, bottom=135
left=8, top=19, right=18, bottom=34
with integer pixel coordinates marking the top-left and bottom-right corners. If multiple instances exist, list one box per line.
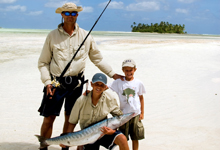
left=0, top=28, right=219, bottom=63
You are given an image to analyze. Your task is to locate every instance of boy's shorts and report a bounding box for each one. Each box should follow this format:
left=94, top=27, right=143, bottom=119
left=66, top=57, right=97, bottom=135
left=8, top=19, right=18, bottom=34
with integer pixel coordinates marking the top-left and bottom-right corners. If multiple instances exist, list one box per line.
left=119, top=115, right=145, bottom=140
left=83, top=130, right=122, bottom=150
left=38, top=76, right=84, bottom=117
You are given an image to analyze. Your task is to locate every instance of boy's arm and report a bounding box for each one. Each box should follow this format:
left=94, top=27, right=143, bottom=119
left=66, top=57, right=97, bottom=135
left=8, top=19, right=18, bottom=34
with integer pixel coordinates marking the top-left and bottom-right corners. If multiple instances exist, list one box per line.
left=107, top=80, right=119, bottom=92
left=109, top=95, right=123, bottom=117
left=100, top=126, right=116, bottom=135
left=110, top=102, right=123, bottom=117
left=139, top=95, right=144, bottom=120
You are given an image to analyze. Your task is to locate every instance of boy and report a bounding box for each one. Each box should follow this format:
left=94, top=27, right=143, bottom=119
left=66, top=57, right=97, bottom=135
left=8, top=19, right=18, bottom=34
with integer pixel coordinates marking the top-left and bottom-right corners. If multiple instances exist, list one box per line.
left=65, top=73, right=129, bottom=150
left=108, top=59, right=146, bottom=150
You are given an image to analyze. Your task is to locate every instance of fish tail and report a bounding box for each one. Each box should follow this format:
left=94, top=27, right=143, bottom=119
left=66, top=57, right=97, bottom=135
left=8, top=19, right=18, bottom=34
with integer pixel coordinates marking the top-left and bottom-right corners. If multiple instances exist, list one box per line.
left=35, top=135, right=49, bottom=149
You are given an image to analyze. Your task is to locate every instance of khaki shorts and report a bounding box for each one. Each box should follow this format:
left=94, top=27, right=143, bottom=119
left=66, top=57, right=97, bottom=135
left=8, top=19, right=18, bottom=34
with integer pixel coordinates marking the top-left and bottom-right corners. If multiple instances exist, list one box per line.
left=119, top=115, right=145, bottom=140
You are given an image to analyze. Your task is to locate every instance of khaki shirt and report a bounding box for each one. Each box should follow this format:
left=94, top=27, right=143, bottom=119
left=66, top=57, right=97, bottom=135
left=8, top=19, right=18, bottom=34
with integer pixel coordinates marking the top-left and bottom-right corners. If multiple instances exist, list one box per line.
left=38, top=23, right=115, bottom=86
left=69, top=90, right=123, bottom=130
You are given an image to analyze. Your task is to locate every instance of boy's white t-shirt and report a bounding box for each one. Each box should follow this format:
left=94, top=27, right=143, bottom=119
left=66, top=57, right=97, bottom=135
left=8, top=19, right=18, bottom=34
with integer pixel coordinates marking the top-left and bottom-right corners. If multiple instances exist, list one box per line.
left=108, top=78, right=146, bottom=114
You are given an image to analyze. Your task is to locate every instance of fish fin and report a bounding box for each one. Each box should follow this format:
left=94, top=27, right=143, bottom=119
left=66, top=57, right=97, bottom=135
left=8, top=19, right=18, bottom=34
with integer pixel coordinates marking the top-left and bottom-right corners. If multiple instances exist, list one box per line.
left=35, top=135, right=49, bottom=149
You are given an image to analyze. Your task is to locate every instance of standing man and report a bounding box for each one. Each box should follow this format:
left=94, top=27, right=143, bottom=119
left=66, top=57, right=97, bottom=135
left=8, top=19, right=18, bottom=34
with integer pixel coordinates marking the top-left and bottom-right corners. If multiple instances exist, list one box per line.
left=38, top=2, right=123, bottom=150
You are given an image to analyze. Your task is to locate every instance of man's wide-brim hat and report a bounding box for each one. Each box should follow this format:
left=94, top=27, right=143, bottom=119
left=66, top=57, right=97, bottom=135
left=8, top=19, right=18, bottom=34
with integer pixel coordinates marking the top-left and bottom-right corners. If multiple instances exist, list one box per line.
left=55, top=2, right=83, bottom=13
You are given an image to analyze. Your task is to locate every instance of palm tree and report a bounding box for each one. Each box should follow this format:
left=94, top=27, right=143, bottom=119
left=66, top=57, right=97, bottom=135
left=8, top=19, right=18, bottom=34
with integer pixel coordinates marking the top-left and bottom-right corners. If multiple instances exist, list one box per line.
left=131, top=22, right=186, bottom=34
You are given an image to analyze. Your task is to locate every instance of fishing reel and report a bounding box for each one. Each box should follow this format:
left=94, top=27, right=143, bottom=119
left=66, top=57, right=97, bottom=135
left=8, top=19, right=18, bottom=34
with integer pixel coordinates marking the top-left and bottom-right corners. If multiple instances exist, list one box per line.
left=51, top=79, right=60, bottom=88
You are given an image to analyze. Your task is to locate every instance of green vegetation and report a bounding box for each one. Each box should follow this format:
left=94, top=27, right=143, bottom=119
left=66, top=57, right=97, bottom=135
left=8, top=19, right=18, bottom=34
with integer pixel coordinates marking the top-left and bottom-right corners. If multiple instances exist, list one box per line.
left=131, top=21, right=187, bottom=34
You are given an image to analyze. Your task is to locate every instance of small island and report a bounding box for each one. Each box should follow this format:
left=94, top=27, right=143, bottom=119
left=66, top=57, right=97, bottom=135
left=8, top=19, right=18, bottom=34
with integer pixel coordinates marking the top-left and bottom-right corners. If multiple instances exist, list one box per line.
left=131, top=21, right=187, bottom=34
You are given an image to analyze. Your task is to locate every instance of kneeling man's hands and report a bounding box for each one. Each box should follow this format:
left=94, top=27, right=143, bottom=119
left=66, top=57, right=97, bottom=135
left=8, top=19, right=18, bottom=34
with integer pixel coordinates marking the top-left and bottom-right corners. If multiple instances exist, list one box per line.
left=100, top=126, right=115, bottom=135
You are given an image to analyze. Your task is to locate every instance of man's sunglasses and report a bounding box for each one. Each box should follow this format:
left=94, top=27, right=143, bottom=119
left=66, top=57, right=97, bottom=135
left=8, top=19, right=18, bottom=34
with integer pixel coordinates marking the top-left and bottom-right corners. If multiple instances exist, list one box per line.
left=62, top=12, right=77, bottom=16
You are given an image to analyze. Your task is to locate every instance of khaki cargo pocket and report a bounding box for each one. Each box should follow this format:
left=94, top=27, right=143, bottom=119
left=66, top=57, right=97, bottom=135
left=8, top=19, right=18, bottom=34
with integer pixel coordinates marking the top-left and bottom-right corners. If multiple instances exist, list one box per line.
left=53, top=46, right=68, bottom=60
left=136, top=121, right=145, bottom=139
left=73, top=45, right=85, bottom=60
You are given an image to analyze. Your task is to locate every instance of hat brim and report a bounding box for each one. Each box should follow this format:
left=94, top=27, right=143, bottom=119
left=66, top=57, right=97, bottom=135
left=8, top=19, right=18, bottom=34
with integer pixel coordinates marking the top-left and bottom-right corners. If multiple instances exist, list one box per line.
left=122, top=64, right=136, bottom=68
left=92, top=80, right=107, bottom=85
left=55, top=6, right=83, bottom=13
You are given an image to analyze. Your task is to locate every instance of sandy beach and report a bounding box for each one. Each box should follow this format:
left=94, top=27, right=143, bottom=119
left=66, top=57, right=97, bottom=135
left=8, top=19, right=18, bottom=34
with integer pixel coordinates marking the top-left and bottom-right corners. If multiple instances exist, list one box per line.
left=0, top=30, right=220, bottom=150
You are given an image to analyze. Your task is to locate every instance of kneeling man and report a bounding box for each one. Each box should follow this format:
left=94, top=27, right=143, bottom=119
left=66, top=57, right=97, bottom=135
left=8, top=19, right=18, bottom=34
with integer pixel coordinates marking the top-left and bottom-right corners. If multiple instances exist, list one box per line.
left=65, top=73, right=129, bottom=150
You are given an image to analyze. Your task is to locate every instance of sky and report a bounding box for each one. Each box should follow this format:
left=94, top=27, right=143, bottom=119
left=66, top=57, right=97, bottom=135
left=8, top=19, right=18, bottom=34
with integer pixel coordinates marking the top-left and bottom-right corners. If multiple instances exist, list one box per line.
left=0, top=0, right=219, bottom=35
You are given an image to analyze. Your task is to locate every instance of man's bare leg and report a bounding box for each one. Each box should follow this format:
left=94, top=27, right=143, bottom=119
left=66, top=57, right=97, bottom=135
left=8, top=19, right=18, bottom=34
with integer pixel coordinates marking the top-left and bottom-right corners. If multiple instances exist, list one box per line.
left=40, top=115, right=56, bottom=138
left=63, top=112, right=70, bottom=133
left=114, top=134, right=129, bottom=150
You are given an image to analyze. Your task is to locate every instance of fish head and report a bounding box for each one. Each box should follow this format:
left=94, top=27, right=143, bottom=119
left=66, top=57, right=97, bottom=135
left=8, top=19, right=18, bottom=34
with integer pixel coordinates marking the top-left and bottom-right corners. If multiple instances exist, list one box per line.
left=117, top=112, right=136, bottom=126
left=107, top=112, right=136, bottom=129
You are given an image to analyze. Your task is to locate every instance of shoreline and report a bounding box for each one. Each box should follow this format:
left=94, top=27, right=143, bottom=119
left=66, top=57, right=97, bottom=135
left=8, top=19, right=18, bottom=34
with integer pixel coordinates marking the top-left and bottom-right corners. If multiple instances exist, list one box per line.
left=0, top=32, right=219, bottom=64
left=1, top=28, right=220, bottom=37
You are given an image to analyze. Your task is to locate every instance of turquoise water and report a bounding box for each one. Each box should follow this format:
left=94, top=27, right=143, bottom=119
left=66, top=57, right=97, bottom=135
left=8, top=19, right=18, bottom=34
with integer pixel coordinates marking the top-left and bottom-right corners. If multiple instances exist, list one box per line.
left=0, top=28, right=51, bottom=34
left=0, top=28, right=220, bottom=63
left=1, top=28, right=220, bottom=40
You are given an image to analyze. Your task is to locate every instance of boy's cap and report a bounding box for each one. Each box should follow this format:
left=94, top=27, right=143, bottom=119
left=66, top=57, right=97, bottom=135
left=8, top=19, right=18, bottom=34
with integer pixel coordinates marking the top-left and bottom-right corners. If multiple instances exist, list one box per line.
left=92, top=73, right=107, bottom=85
left=122, top=59, right=136, bottom=68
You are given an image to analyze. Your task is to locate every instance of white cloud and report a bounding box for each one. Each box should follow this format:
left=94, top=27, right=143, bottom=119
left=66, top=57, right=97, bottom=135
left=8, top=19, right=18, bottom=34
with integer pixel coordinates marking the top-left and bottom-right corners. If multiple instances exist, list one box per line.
left=99, top=1, right=124, bottom=9
left=0, top=0, right=16, bottom=3
left=28, top=11, right=43, bottom=16
left=0, top=5, right=26, bottom=12
left=126, top=1, right=160, bottom=11
left=178, top=0, right=197, bottom=3
left=45, top=1, right=69, bottom=8
left=82, top=6, right=93, bottom=13
left=44, top=0, right=92, bottom=13
left=109, top=1, right=124, bottom=9
left=176, top=8, right=189, bottom=14
left=45, top=0, right=80, bottom=8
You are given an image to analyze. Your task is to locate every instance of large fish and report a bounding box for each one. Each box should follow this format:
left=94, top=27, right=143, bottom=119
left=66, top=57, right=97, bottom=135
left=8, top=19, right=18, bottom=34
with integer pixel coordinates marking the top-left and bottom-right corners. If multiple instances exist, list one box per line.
left=35, top=112, right=135, bottom=148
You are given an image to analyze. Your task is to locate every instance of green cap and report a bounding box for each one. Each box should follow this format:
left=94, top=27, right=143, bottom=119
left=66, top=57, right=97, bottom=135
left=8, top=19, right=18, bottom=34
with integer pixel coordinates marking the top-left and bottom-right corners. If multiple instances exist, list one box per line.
left=92, top=73, right=107, bottom=85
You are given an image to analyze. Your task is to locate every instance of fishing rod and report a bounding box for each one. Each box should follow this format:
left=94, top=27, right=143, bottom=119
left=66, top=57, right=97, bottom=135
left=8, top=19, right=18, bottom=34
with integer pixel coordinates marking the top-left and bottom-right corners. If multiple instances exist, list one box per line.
left=51, top=0, right=112, bottom=88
